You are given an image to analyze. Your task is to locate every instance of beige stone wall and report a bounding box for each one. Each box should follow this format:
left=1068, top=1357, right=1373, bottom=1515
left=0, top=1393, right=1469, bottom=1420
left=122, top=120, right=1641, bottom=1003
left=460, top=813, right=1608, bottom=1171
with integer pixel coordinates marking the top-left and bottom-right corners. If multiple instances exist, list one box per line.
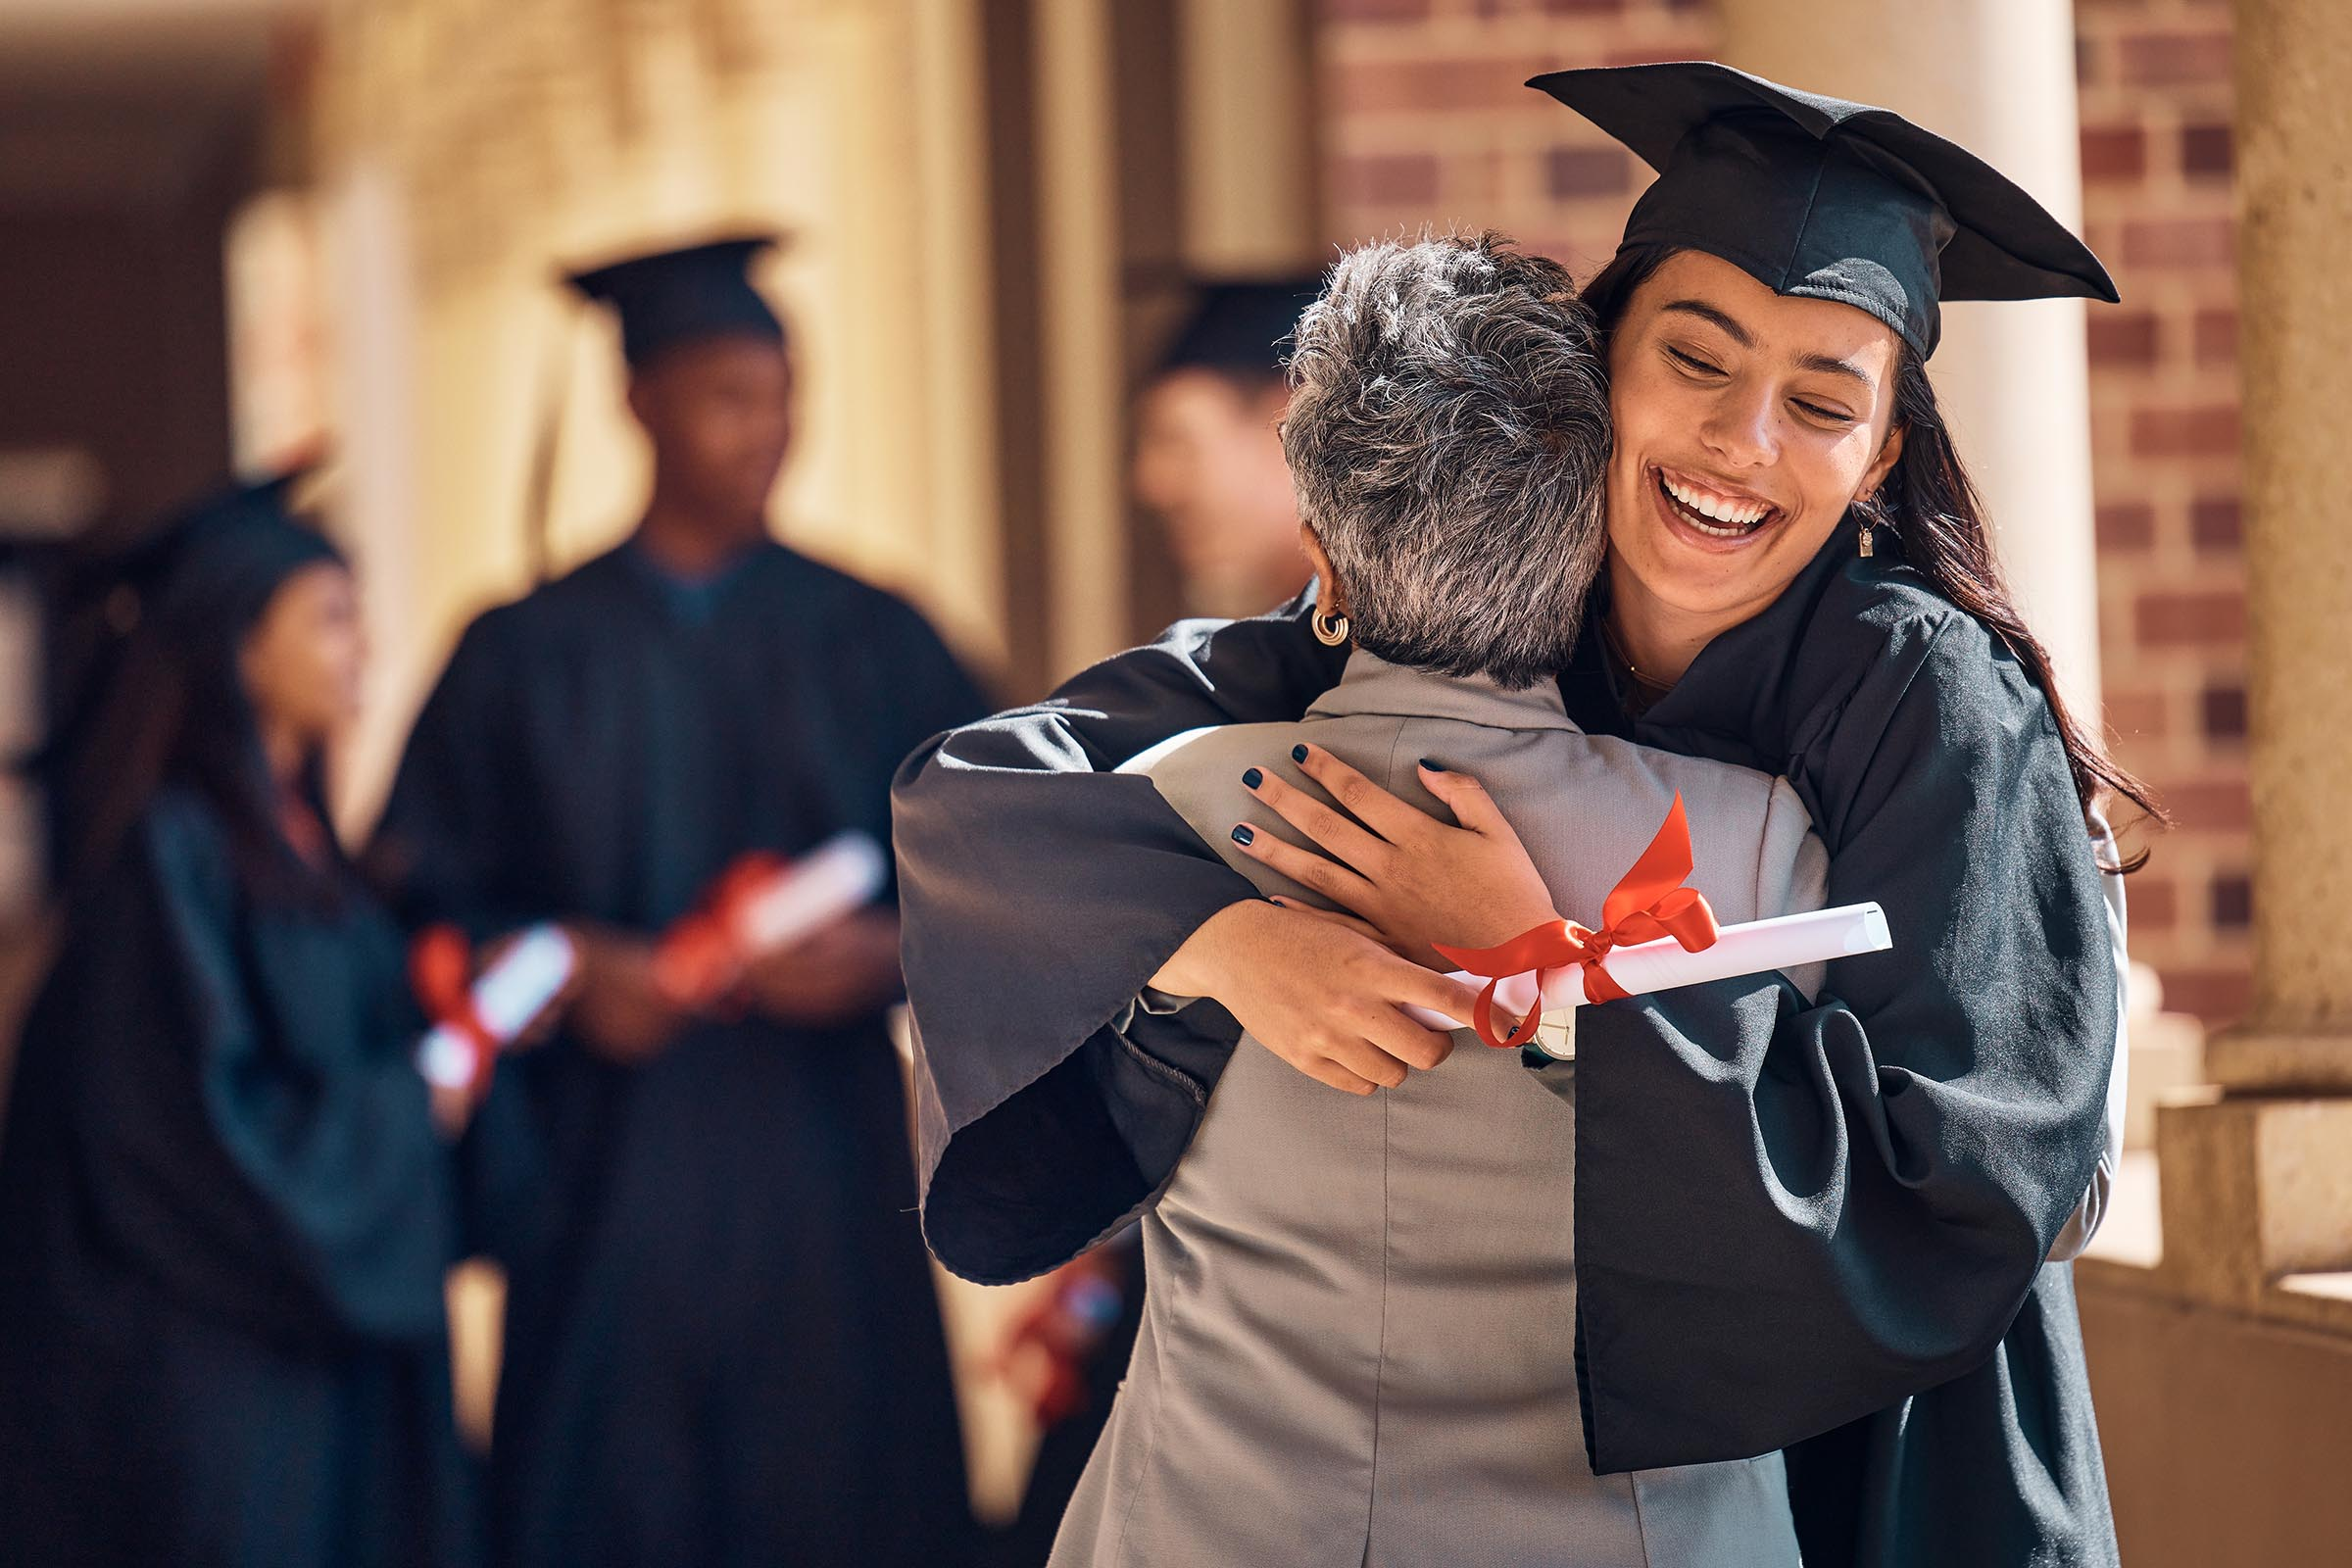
left=2081, top=1272, right=2352, bottom=1566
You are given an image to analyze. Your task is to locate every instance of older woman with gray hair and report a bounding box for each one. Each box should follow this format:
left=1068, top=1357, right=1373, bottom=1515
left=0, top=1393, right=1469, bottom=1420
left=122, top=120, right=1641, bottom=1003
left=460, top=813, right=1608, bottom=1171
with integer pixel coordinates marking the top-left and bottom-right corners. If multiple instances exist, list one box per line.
left=1032, top=233, right=1820, bottom=1566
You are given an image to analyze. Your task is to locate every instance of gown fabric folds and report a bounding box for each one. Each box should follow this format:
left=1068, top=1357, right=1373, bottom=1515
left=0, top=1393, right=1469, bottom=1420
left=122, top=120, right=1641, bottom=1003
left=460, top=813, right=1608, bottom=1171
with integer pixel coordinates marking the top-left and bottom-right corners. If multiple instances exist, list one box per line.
left=893, top=537, right=2123, bottom=1568
left=370, top=540, right=986, bottom=1568
left=0, top=791, right=472, bottom=1568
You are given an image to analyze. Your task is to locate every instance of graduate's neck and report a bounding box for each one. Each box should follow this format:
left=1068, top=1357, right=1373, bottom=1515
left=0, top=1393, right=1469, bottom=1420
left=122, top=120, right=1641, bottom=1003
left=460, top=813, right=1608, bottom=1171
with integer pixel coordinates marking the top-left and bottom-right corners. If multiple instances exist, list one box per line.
left=253, top=718, right=332, bottom=864
left=634, top=496, right=768, bottom=580
left=1603, top=556, right=1753, bottom=689
left=254, top=712, right=310, bottom=791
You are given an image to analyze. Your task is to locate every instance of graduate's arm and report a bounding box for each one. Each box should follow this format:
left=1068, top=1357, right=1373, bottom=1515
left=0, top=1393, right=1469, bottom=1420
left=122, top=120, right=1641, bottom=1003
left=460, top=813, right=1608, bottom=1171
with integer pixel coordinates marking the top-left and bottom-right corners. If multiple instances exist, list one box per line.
left=896, top=599, right=1345, bottom=1284
left=113, top=806, right=455, bottom=1344
left=1562, top=617, right=2118, bottom=1473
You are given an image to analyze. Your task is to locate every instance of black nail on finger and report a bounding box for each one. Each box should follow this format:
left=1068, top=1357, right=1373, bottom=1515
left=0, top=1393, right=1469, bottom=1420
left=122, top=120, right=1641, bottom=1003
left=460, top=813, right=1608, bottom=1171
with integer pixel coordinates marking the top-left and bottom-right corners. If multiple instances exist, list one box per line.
left=1292, top=744, right=1309, bottom=764
left=1231, top=824, right=1254, bottom=846
left=1419, top=758, right=1446, bottom=772
left=1242, top=767, right=1263, bottom=789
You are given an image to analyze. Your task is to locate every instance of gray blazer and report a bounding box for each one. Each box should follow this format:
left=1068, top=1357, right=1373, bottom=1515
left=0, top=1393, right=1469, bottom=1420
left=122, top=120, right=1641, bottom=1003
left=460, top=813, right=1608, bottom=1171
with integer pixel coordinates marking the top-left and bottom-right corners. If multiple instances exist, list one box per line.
left=1053, top=654, right=1826, bottom=1568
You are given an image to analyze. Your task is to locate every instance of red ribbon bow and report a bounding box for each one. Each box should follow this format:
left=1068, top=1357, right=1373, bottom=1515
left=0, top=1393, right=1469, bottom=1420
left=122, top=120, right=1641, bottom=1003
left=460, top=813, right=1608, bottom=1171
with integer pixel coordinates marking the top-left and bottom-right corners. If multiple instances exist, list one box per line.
left=1434, top=793, right=1721, bottom=1050
left=653, top=852, right=792, bottom=1008
left=410, top=924, right=498, bottom=1093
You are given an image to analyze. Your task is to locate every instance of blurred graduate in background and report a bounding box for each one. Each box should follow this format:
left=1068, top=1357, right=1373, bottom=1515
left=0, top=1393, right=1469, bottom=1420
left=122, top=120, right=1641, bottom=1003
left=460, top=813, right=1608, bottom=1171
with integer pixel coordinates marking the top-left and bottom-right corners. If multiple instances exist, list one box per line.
left=1131, top=278, right=1322, bottom=616
left=368, top=236, right=988, bottom=1568
left=0, top=475, right=476, bottom=1568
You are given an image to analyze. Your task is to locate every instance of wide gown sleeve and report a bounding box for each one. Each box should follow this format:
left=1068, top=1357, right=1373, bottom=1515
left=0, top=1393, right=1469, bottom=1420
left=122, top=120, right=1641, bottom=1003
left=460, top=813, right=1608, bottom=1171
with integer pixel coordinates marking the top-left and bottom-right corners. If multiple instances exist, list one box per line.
left=895, top=597, right=1344, bottom=1284
left=81, top=803, right=455, bottom=1347
left=1560, top=613, right=2117, bottom=1473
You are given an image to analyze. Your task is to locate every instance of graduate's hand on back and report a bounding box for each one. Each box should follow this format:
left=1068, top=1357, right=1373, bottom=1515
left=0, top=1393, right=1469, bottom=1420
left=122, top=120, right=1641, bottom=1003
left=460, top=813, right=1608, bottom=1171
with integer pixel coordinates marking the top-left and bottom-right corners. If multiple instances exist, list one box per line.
left=1151, top=901, right=1479, bottom=1096
left=1236, top=746, right=1561, bottom=963
left=565, top=927, right=692, bottom=1065
left=739, top=908, right=905, bottom=1029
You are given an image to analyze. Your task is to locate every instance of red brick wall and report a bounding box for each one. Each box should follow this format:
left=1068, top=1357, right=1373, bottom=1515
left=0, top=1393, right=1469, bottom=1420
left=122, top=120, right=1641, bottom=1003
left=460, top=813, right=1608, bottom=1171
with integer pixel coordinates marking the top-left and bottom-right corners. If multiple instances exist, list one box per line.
left=2077, top=0, right=2246, bottom=1024
left=1315, top=0, right=2251, bottom=1025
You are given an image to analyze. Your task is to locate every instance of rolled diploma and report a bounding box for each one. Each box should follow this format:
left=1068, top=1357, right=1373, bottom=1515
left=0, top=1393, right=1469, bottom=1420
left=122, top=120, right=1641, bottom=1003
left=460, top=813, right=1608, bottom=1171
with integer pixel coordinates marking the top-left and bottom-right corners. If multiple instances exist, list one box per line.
left=1403, top=902, right=1892, bottom=1054
left=731, top=831, right=891, bottom=956
left=416, top=924, right=579, bottom=1090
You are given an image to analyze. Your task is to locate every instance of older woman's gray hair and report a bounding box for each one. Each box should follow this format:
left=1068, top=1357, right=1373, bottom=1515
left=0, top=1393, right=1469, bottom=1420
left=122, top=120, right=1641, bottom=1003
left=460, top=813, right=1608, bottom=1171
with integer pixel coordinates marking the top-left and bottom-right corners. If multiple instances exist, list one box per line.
left=1283, top=232, right=1610, bottom=689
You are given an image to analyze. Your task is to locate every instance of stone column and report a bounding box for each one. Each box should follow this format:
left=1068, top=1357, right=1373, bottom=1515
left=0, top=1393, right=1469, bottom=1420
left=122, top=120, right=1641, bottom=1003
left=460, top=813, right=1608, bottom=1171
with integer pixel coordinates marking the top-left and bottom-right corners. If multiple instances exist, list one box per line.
left=2210, top=0, right=2352, bottom=1091
left=2153, top=0, right=2352, bottom=1305
left=1715, top=0, right=2103, bottom=715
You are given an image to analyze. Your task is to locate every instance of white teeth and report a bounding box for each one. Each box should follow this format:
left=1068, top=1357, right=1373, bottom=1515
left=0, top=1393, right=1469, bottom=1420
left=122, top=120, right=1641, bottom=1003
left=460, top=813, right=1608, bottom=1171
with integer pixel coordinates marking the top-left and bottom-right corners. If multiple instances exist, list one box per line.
left=1660, top=472, right=1771, bottom=529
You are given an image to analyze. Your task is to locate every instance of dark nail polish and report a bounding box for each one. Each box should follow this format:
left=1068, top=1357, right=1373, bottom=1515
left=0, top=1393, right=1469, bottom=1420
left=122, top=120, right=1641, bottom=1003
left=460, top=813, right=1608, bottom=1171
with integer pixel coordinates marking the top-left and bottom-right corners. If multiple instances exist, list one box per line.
left=1242, top=767, right=1263, bottom=790
left=1231, top=824, right=1255, bottom=847
left=1419, top=758, right=1446, bottom=772
left=1291, top=744, right=1309, bottom=764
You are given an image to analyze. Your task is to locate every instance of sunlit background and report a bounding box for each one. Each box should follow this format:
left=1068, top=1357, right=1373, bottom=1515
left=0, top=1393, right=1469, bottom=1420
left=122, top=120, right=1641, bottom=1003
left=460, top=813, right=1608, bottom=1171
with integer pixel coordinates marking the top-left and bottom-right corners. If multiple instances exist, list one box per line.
left=0, top=0, right=2344, bottom=1562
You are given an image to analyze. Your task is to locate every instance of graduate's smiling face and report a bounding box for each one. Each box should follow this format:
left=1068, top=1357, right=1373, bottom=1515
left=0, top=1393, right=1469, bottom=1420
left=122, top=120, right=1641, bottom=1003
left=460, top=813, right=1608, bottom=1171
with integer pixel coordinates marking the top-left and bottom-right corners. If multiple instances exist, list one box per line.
left=630, top=334, right=795, bottom=529
left=1604, top=250, right=1905, bottom=634
left=240, top=562, right=367, bottom=751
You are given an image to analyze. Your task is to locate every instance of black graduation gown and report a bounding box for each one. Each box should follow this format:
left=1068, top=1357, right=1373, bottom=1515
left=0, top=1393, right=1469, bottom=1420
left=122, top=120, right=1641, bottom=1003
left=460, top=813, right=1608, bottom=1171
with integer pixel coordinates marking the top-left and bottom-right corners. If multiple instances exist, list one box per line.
left=0, top=790, right=471, bottom=1568
left=893, top=537, right=2122, bottom=1568
left=369, top=540, right=987, bottom=1568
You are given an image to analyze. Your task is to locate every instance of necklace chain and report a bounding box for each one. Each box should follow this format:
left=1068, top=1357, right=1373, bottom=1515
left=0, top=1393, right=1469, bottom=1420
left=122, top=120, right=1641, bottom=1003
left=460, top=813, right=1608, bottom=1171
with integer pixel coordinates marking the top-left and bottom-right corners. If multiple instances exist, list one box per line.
left=1601, top=612, right=1673, bottom=698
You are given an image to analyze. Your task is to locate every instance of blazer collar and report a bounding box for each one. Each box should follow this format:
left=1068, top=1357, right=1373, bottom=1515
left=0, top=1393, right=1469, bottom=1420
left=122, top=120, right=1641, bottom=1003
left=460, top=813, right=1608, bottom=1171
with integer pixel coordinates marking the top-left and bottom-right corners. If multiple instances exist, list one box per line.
left=1307, top=650, right=1585, bottom=734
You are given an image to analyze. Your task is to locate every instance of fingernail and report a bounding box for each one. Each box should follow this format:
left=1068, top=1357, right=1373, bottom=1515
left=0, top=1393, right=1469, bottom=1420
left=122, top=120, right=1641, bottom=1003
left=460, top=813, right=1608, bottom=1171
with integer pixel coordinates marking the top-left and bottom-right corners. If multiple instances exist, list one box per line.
left=1419, top=758, right=1446, bottom=772
left=1291, top=744, right=1309, bottom=764
left=1242, top=767, right=1263, bottom=790
left=1231, top=824, right=1255, bottom=846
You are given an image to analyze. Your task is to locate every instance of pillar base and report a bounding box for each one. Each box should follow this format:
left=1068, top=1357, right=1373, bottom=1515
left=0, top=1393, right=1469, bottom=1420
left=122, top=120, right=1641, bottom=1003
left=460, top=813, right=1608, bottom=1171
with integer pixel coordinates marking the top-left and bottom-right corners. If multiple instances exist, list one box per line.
left=2155, top=1086, right=2352, bottom=1308
left=2205, top=1029, right=2352, bottom=1095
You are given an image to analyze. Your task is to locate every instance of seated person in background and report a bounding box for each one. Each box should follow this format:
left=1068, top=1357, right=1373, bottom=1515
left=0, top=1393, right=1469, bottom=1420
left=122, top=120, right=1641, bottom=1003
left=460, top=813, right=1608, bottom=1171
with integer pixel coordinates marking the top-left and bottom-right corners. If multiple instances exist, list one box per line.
left=1057, top=234, right=1821, bottom=1567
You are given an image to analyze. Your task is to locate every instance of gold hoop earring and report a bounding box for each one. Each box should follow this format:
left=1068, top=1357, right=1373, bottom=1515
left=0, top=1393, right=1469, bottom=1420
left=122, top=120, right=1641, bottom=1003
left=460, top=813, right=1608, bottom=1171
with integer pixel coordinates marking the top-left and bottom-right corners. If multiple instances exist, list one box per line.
left=1311, top=609, right=1350, bottom=648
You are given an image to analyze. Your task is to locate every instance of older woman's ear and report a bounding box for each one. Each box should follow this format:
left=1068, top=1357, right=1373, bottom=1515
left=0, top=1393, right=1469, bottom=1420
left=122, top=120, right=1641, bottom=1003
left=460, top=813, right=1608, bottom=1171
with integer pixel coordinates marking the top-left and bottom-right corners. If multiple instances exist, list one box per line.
left=1298, top=523, right=1345, bottom=616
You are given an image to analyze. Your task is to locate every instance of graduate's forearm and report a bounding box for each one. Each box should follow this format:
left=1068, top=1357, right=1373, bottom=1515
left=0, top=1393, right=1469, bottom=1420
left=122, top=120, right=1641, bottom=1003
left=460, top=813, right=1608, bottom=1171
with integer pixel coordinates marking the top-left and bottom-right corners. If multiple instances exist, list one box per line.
left=894, top=606, right=1339, bottom=1071
left=899, top=609, right=1344, bottom=1282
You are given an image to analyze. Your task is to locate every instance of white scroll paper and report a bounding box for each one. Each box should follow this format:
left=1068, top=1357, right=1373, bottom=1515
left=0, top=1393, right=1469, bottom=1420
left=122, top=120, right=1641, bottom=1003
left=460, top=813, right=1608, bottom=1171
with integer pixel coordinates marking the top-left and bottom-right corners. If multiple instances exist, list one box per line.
left=416, top=923, right=579, bottom=1090
left=1405, top=902, right=1892, bottom=1059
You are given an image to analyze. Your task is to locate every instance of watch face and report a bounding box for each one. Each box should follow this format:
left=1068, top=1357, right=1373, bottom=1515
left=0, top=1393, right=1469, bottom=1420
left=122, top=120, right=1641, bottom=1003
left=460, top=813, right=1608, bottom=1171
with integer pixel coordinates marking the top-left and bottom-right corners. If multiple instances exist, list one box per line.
left=1533, top=1011, right=1576, bottom=1061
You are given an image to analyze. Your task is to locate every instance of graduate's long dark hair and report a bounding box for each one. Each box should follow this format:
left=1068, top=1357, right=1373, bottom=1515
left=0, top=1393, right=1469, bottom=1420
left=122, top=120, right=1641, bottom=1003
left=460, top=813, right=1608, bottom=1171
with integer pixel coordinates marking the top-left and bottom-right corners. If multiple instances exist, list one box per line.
left=1583, top=244, right=2166, bottom=852
left=39, top=511, right=350, bottom=910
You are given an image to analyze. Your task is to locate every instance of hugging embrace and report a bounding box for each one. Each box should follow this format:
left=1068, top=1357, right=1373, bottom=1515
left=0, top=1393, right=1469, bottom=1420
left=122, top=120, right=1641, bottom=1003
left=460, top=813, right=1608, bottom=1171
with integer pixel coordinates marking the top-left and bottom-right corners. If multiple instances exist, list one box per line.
left=899, top=63, right=2136, bottom=1568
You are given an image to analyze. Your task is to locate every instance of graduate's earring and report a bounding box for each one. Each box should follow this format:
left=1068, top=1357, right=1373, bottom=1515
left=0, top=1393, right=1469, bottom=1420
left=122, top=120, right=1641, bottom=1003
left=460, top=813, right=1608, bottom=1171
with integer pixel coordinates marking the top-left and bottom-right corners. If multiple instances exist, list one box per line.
left=1311, top=609, right=1351, bottom=647
left=1855, top=496, right=1883, bottom=559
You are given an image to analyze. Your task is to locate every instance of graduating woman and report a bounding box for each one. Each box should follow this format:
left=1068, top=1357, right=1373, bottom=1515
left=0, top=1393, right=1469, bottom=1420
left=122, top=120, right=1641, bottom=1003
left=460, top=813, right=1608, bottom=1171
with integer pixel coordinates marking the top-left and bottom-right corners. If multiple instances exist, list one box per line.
left=897, top=65, right=2146, bottom=1568
left=0, top=478, right=474, bottom=1568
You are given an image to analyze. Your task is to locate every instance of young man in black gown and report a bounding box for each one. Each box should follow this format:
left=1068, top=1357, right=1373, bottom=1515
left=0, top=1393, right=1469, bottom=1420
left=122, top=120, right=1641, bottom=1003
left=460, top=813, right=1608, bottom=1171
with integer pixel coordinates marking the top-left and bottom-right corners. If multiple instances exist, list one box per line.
left=371, top=237, right=987, bottom=1568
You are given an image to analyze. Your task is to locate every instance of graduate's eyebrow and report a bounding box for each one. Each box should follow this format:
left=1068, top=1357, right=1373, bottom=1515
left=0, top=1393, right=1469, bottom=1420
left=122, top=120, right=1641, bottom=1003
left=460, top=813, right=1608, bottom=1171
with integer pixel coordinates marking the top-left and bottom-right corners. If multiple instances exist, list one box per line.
left=1658, top=298, right=1879, bottom=392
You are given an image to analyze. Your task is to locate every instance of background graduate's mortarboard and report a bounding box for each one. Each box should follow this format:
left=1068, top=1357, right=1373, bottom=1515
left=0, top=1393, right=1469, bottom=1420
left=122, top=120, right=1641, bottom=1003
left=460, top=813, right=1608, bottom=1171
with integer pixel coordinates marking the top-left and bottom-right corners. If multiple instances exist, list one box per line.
left=564, top=235, right=787, bottom=370
left=105, top=467, right=341, bottom=641
left=1529, top=62, right=2118, bottom=357
left=1155, top=278, right=1326, bottom=382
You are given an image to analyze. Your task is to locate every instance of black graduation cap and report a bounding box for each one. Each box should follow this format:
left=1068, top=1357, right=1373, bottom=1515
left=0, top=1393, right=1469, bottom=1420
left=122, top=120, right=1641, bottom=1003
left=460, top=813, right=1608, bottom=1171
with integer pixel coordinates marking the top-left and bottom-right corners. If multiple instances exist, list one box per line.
left=1529, top=62, right=2118, bottom=358
left=123, top=468, right=342, bottom=641
left=564, top=235, right=787, bottom=370
left=1155, top=278, right=1325, bottom=382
